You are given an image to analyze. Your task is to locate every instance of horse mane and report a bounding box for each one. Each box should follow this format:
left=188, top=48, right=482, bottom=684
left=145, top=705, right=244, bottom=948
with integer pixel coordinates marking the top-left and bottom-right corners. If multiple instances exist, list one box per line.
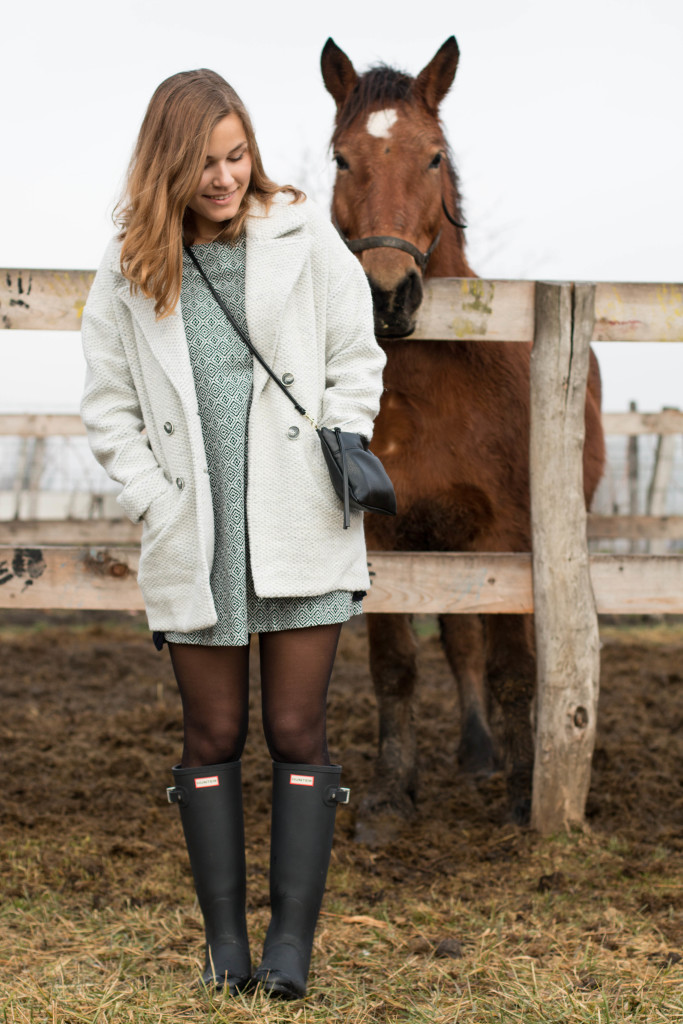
left=332, top=65, right=467, bottom=233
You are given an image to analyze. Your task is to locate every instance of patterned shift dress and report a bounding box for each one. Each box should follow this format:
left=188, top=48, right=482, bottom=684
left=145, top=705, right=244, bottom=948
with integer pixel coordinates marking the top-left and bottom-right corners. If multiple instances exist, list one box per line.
left=163, top=237, right=363, bottom=647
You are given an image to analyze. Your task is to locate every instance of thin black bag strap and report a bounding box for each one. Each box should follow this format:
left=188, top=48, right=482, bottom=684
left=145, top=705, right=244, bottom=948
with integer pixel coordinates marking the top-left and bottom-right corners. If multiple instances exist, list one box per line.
left=183, top=243, right=315, bottom=424
left=335, top=427, right=351, bottom=529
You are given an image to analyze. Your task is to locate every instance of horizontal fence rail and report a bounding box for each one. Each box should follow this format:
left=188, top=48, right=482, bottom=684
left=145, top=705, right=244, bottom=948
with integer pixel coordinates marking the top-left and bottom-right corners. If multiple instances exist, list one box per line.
left=2, top=548, right=683, bottom=615
left=4, top=514, right=683, bottom=548
left=2, top=271, right=683, bottom=342
left=3, top=410, right=683, bottom=437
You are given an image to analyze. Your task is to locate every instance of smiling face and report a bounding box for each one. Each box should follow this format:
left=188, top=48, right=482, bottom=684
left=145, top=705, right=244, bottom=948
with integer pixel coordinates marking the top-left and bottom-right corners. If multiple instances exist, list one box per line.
left=186, top=112, right=252, bottom=241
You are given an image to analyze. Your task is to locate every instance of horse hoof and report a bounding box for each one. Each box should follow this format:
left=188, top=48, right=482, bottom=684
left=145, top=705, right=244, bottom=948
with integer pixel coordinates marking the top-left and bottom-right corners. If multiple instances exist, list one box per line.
left=457, top=741, right=498, bottom=778
left=506, top=764, right=533, bottom=825
left=509, top=797, right=531, bottom=826
left=354, top=812, right=406, bottom=847
left=354, top=791, right=416, bottom=847
left=457, top=712, right=498, bottom=777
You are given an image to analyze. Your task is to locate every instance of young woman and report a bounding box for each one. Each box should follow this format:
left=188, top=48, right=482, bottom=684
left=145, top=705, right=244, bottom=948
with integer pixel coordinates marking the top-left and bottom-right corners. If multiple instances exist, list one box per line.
left=80, top=69, right=385, bottom=1000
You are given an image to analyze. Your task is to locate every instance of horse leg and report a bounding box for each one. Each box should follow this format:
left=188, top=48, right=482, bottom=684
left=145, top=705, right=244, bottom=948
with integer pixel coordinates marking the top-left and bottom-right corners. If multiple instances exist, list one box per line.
left=355, top=613, right=418, bottom=846
left=485, top=614, right=536, bottom=823
left=439, top=613, right=497, bottom=776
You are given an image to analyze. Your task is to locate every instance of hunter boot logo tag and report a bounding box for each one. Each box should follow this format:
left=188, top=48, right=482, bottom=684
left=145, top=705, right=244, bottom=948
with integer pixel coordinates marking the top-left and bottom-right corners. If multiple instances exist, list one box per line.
left=289, top=774, right=315, bottom=787
left=195, top=776, right=220, bottom=789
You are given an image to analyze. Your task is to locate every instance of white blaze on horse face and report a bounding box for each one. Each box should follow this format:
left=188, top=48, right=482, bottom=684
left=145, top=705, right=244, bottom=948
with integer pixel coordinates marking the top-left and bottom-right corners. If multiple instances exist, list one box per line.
left=366, top=108, right=398, bottom=139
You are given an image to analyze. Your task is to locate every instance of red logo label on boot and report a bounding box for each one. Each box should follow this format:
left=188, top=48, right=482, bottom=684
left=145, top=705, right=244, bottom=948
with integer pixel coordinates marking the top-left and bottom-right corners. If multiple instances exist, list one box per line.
left=194, top=776, right=220, bottom=789
left=290, top=774, right=314, bottom=787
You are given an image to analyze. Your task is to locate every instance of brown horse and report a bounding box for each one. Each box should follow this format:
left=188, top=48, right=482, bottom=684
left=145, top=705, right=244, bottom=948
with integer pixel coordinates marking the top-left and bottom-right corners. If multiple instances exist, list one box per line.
left=321, top=37, right=606, bottom=842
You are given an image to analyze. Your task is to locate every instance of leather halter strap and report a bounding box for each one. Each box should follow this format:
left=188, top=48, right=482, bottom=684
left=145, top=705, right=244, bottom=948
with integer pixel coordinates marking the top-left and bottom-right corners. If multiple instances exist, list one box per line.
left=337, top=228, right=442, bottom=272
left=332, top=198, right=466, bottom=272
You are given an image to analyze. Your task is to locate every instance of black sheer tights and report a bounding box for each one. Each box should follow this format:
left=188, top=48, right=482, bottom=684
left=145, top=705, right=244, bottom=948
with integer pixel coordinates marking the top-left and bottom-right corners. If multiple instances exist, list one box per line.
left=168, top=623, right=342, bottom=768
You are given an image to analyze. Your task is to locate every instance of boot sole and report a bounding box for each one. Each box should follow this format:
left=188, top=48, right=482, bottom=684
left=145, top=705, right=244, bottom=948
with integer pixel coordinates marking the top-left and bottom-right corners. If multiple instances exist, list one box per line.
left=252, top=969, right=304, bottom=1000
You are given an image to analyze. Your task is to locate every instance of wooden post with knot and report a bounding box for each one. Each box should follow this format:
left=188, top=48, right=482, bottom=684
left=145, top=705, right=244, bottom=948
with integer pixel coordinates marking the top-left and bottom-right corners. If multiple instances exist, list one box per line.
left=529, top=281, right=600, bottom=833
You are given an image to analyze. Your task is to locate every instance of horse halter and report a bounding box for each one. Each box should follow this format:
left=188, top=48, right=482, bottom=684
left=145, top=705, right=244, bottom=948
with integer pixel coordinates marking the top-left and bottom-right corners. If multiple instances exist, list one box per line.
left=332, top=198, right=466, bottom=273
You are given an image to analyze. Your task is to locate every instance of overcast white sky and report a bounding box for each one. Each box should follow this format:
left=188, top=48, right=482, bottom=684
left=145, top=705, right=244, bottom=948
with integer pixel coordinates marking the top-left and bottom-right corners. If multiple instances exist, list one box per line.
left=1, top=0, right=681, bottom=414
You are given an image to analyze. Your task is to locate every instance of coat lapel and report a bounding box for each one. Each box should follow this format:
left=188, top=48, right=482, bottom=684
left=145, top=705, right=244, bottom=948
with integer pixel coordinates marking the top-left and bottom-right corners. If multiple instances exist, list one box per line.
left=114, top=278, right=196, bottom=409
left=245, top=195, right=311, bottom=398
left=110, top=193, right=310, bottom=407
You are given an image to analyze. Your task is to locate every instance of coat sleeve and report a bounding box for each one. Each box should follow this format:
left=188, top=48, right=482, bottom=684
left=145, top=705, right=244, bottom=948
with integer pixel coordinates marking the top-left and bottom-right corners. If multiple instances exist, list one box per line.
left=80, top=244, right=173, bottom=523
left=314, top=216, right=386, bottom=439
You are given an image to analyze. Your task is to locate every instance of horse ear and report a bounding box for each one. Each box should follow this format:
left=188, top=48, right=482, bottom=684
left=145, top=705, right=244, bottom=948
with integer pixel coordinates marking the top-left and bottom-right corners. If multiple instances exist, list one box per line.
left=414, top=36, right=460, bottom=113
left=321, top=38, right=359, bottom=108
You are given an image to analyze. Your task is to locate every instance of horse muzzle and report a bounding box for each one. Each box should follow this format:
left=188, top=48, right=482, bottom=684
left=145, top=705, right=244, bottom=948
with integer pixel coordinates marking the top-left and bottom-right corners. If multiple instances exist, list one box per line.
left=368, top=270, right=423, bottom=339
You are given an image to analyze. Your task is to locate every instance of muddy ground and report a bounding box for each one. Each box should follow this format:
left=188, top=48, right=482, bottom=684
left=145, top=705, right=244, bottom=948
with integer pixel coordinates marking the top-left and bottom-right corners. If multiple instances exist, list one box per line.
left=1, top=612, right=681, bottom=933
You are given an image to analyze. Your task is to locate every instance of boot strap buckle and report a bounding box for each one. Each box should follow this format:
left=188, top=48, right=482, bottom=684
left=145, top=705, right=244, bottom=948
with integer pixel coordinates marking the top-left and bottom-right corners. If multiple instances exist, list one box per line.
left=326, top=785, right=351, bottom=806
left=166, top=786, right=181, bottom=804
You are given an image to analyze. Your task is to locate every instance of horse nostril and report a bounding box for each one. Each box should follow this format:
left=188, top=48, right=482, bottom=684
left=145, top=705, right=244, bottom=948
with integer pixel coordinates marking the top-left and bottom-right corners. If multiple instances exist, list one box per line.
left=393, top=269, right=422, bottom=319
left=405, top=270, right=423, bottom=316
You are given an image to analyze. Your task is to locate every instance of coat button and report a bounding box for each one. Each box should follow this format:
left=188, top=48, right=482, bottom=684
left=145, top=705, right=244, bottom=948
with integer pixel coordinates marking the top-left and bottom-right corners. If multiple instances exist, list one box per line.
left=287, top=426, right=300, bottom=439
left=163, top=421, right=174, bottom=434
left=176, top=477, right=185, bottom=490
left=281, top=372, right=295, bottom=386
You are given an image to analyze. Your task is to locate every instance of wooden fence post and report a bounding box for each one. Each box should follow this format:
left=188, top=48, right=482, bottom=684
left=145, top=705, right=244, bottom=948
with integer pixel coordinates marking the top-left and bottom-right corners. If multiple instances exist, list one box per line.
left=628, top=400, right=640, bottom=552
left=529, top=282, right=600, bottom=833
left=646, top=408, right=677, bottom=555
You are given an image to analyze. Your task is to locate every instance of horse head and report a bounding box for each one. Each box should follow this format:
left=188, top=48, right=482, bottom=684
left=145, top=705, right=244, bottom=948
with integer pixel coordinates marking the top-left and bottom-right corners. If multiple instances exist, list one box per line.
left=321, top=37, right=474, bottom=339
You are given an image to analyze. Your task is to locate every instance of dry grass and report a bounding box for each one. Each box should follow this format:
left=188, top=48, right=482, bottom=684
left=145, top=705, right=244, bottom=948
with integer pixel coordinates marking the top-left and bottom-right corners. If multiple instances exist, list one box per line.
left=2, top=828, right=681, bottom=1023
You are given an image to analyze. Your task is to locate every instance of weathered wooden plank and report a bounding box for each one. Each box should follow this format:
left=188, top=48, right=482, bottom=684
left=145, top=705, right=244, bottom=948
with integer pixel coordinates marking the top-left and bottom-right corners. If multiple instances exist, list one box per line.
left=5, top=515, right=682, bottom=547
left=363, top=552, right=532, bottom=612
left=2, top=409, right=681, bottom=442
left=593, top=282, right=683, bottom=342
left=373, top=553, right=683, bottom=613
left=3, top=272, right=682, bottom=342
left=587, top=514, right=683, bottom=540
left=410, top=279, right=535, bottom=341
left=0, top=492, right=122, bottom=520
left=1, top=269, right=95, bottom=330
left=529, top=282, right=600, bottom=834
left=602, top=409, right=683, bottom=435
left=2, top=547, right=682, bottom=614
left=0, top=519, right=142, bottom=546
left=4, top=513, right=681, bottom=547
left=0, top=548, right=534, bottom=614
left=590, top=553, right=683, bottom=613
left=0, top=414, right=86, bottom=436
left=14, top=491, right=116, bottom=520
left=0, top=546, right=142, bottom=611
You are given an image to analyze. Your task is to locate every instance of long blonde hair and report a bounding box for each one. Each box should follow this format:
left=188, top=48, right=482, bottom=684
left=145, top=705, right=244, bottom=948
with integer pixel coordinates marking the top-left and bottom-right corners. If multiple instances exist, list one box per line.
left=116, top=69, right=304, bottom=318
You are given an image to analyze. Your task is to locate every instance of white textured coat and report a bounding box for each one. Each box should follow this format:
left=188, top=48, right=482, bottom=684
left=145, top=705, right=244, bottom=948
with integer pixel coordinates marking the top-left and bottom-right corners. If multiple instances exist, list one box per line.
left=80, top=194, right=386, bottom=632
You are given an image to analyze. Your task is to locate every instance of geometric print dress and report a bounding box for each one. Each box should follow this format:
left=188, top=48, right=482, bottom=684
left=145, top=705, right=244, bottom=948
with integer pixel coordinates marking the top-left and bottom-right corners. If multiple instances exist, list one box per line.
left=163, top=237, right=362, bottom=647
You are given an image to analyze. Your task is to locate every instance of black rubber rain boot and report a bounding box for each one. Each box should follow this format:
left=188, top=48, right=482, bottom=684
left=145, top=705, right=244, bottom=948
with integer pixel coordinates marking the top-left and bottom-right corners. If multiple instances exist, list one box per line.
left=252, top=762, right=350, bottom=1000
left=167, top=761, right=251, bottom=993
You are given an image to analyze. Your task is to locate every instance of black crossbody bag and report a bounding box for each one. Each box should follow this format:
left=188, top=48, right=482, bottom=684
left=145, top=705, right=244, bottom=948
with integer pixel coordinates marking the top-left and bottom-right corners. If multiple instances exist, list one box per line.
left=184, top=244, right=397, bottom=529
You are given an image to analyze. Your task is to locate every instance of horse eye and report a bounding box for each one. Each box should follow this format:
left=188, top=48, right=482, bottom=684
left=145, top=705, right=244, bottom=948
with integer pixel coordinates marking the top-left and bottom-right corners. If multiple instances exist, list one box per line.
left=334, top=153, right=350, bottom=171
left=429, top=152, right=443, bottom=169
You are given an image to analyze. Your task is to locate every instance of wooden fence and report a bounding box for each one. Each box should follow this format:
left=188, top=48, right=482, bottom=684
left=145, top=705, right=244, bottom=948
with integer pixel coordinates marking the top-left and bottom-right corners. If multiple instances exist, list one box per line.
left=4, top=412, right=682, bottom=544
left=2, top=269, right=683, bottom=834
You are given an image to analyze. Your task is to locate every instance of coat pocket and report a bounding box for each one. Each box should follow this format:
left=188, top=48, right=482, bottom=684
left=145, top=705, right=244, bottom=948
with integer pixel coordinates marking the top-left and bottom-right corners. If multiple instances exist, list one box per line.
left=137, top=484, right=185, bottom=596
left=142, top=484, right=179, bottom=535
